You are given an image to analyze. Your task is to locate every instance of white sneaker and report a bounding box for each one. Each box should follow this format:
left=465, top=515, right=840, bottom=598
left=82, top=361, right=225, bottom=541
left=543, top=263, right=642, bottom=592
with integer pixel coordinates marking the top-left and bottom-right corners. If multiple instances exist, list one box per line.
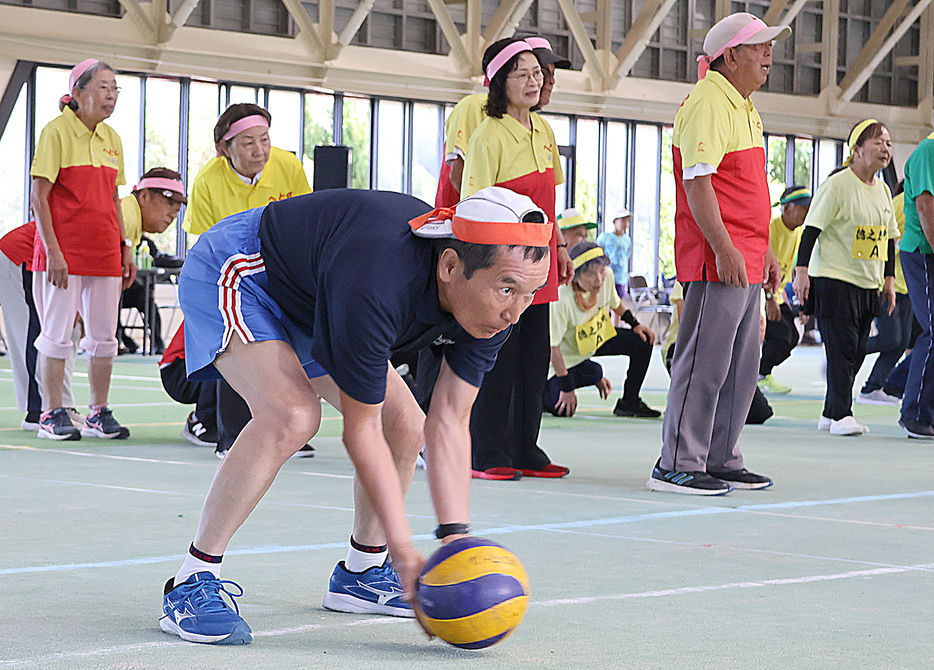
left=855, top=389, right=901, bottom=406
left=818, top=415, right=832, bottom=431
left=65, top=408, right=85, bottom=429
left=830, top=416, right=868, bottom=436
left=415, top=448, right=427, bottom=470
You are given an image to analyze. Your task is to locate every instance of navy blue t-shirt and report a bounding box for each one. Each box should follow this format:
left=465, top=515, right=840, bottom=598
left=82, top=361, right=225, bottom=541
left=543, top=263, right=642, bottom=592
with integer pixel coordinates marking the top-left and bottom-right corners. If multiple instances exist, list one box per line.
left=258, top=189, right=509, bottom=405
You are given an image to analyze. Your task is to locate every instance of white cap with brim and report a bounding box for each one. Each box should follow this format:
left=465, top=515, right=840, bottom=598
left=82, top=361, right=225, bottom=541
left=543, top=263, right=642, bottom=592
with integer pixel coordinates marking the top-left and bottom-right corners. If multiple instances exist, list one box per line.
left=699, top=13, right=791, bottom=79
left=613, top=207, right=631, bottom=220
left=409, top=186, right=551, bottom=247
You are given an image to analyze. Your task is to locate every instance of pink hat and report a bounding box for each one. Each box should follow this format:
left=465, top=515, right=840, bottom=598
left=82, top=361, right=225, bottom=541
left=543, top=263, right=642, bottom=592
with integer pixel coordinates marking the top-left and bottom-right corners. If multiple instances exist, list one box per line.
left=60, top=58, right=100, bottom=106
left=697, top=13, right=790, bottom=80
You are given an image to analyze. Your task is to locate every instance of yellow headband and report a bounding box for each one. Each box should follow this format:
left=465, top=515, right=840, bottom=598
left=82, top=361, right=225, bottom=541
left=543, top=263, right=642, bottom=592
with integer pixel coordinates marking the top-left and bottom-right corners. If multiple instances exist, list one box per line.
left=848, top=119, right=878, bottom=152
left=572, top=247, right=606, bottom=269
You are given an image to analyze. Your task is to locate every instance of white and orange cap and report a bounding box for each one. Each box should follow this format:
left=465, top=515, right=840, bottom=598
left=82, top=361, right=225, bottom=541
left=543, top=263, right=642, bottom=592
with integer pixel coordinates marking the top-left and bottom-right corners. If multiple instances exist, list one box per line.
left=409, top=186, right=552, bottom=247
left=697, top=12, right=790, bottom=80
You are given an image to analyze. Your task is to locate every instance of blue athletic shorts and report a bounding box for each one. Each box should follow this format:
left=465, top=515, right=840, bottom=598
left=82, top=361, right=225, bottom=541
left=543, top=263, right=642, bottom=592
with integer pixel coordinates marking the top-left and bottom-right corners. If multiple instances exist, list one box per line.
left=179, top=205, right=328, bottom=382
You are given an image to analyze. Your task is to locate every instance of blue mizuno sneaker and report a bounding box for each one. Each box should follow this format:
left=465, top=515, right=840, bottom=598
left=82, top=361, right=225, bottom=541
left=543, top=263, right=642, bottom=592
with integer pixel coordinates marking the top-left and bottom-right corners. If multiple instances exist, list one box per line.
left=321, top=560, right=414, bottom=617
left=160, top=572, right=253, bottom=644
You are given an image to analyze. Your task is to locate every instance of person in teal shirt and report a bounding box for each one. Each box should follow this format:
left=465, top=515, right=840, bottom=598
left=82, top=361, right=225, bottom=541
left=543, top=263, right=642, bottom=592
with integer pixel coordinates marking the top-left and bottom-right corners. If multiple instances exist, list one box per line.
left=596, top=208, right=632, bottom=297
left=898, top=131, right=934, bottom=439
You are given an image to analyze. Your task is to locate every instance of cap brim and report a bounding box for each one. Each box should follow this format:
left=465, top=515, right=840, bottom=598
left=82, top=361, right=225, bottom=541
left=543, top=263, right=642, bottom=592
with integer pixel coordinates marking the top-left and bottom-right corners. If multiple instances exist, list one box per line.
left=743, top=25, right=791, bottom=44
left=534, top=49, right=571, bottom=69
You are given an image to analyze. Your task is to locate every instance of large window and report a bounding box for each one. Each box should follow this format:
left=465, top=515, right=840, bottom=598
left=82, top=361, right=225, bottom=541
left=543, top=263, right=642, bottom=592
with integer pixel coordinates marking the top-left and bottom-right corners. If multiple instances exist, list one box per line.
left=0, top=86, right=26, bottom=232
left=1, top=63, right=845, bottom=268
left=411, top=103, right=442, bottom=205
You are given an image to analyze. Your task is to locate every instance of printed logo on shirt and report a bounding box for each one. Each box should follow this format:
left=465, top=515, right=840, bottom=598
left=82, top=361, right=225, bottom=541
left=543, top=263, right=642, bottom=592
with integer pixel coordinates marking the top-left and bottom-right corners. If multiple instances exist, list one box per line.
left=102, top=147, right=120, bottom=156
left=697, top=142, right=705, bottom=152
left=268, top=192, right=294, bottom=202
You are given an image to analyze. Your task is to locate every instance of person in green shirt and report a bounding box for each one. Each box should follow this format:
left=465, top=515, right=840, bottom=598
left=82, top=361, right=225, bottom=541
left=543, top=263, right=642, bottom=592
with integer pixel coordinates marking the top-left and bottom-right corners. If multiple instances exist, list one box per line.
left=897, top=131, right=934, bottom=439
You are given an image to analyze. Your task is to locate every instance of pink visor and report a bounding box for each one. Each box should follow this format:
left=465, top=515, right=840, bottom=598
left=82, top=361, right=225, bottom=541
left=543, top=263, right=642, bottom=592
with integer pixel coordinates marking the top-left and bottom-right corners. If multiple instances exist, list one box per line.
left=484, top=40, right=534, bottom=86
left=524, top=37, right=552, bottom=51
left=60, top=58, right=100, bottom=106
left=697, top=18, right=769, bottom=80
left=222, top=114, right=270, bottom=141
left=135, top=177, right=185, bottom=193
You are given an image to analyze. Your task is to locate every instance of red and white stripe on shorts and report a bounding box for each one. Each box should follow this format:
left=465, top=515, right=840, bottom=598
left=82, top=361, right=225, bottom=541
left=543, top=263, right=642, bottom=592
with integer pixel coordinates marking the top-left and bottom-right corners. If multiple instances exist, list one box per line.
left=217, top=252, right=265, bottom=348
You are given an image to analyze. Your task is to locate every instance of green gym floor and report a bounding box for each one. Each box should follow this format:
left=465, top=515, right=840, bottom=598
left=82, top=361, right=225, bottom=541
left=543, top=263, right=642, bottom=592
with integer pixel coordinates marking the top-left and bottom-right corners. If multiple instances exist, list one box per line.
left=1, top=345, right=932, bottom=669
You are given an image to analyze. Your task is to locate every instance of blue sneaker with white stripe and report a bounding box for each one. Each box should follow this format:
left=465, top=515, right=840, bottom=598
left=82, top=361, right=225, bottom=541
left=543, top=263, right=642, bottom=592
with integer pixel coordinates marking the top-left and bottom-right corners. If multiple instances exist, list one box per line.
left=321, top=560, right=414, bottom=617
left=646, top=458, right=733, bottom=496
left=160, top=572, right=253, bottom=644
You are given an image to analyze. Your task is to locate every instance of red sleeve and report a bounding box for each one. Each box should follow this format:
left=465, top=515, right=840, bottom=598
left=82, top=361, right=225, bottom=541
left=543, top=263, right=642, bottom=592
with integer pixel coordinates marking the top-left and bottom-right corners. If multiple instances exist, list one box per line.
left=158, top=323, right=186, bottom=368
left=0, top=222, right=37, bottom=269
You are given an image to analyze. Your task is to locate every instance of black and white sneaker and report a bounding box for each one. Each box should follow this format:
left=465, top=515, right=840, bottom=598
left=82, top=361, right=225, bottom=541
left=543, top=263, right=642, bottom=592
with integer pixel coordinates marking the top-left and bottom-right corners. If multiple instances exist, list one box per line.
left=21, top=411, right=41, bottom=431
left=181, top=412, right=217, bottom=447
left=708, top=467, right=773, bottom=490
left=289, top=443, right=315, bottom=459
left=216, top=443, right=315, bottom=459
left=37, top=407, right=81, bottom=441
left=646, top=459, right=732, bottom=495
left=613, top=398, right=662, bottom=418
left=899, top=416, right=934, bottom=440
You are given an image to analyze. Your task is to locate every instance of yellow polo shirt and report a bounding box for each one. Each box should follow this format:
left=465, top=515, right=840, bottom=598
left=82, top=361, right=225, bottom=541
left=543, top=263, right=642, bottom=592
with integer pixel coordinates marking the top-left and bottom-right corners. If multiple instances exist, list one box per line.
left=446, top=94, right=487, bottom=161
left=183, top=146, right=311, bottom=234
left=893, top=192, right=907, bottom=295
left=463, top=111, right=564, bottom=303
left=121, top=195, right=143, bottom=247
left=804, top=168, right=899, bottom=290
left=769, top=214, right=802, bottom=304
left=30, top=106, right=126, bottom=276
left=672, top=71, right=771, bottom=284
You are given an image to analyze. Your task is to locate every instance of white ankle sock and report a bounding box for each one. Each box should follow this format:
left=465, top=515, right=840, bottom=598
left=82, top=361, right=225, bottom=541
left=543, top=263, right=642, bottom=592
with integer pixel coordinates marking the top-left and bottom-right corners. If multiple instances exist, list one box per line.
left=345, top=545, right=387, bottom=573
left=175, top=551, right=221, bottom=586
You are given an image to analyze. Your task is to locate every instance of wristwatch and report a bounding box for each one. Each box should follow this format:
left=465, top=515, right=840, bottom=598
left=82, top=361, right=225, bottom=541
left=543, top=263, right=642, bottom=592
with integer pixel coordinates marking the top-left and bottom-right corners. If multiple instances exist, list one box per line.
left=123, top=238, right=133, bottom=248
left=764, top=290, right=774, bottom=300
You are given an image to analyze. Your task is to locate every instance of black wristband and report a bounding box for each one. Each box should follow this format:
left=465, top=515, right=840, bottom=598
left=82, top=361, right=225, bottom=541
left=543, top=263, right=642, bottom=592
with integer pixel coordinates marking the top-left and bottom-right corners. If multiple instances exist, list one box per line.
left=556, top=243, right=568, bottom=248
left=622, top=310, right=639, bottom=327
left=558, top=375, right=575, bottom=392
left=435, top=523, right=470, bottom=539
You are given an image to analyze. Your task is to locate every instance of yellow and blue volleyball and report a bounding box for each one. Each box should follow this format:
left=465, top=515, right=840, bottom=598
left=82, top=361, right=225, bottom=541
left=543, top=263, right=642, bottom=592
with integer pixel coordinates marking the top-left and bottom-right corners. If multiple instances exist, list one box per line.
left=416, top=536, right=530, bottom=649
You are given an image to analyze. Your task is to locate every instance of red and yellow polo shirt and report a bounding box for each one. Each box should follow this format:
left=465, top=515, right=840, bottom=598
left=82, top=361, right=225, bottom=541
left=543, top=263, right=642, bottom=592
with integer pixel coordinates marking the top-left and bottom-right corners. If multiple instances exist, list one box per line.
left=183, top=146, right=311, bottom=235
left=435, top=94, right=487, bottom=207
left=672, top=70, right=771, bottom=283
left=462, top=111, right=564, bottom=303
left=30, top=106, right=125, bottom=276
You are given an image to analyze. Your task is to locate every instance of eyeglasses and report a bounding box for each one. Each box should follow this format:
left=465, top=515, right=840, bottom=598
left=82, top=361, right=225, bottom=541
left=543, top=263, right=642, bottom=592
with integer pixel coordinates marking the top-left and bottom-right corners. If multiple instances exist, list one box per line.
left=94, top=85, right=121, bottom=95
left=507, top=69, right=544, bottom=84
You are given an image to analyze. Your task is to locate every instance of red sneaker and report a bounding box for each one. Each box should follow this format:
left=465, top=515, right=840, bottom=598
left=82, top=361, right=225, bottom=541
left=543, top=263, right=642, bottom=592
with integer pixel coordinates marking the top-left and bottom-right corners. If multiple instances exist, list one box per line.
left=471, top=467, right=523, bottom=481
left=519, top=463, right=570, bottom=478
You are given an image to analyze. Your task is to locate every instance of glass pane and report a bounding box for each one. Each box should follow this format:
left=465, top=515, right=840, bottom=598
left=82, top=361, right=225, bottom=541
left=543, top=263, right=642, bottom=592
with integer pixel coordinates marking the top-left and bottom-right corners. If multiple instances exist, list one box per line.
left=816, top=138, right=841, bottom=187
left=144, top=79, right=180, bottom=173
left=229, top=85, right=258, bottom=105
left=541, top=114, right=571, bottom=216
left=303, top=93, right=335, bottom=187
left=604, top=121, right=629, bottom=236
left=107, top=74, right=142, bottom=196
left=794, top=137, right=813, bottom=189
left=342, top=97, right=371, bottom=189
left=188, top=81, right=220, bottom=184
left=411, top=103, right=442, bottom=205
left=34, top=67, right=69, bottom=139
left=267, top=89, right=301, bottom=157
left=540, top=113, right=569, bottom=145
left=0, top=86, right=27, bottom=232
left=631, top=124, right=660, bottom=285
left=766, top=135, right=788, bottom=203
left=574, top=118, right=598, bottom=227
left=376, top=100, right=405, bottom=192
left=659, top=126, right=676, bottom=281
